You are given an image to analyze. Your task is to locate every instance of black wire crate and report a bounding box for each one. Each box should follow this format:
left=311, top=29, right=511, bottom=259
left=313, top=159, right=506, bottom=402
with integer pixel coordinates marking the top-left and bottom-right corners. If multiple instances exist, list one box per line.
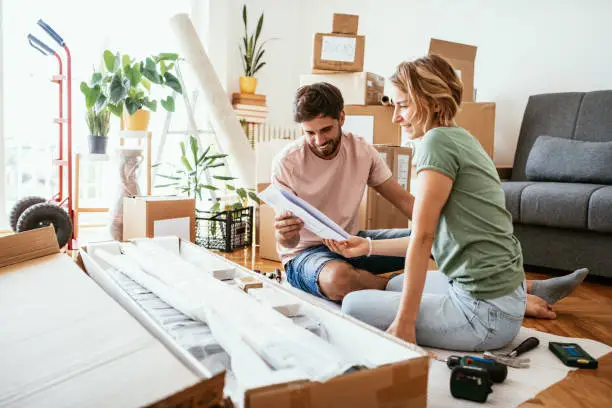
left=196, top=206, right=253, bottom=252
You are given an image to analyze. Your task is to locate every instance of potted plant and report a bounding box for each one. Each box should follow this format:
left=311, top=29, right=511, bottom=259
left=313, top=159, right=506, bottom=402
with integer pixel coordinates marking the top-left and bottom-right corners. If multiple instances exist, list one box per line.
left=239, top=4, right=269, bottom=94
left=81, top=51, right=183, bottom=131
left=85, top=107, right=111, bottom=154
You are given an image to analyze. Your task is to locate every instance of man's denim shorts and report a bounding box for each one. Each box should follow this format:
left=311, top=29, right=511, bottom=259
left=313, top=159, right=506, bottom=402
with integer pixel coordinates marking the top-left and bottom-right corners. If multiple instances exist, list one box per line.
left=285, top=229, right=411, bottom=299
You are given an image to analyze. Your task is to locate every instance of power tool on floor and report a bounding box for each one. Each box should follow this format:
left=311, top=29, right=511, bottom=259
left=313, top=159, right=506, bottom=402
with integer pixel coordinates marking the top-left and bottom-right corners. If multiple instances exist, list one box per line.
left=443, top=354, right=508, bottom=403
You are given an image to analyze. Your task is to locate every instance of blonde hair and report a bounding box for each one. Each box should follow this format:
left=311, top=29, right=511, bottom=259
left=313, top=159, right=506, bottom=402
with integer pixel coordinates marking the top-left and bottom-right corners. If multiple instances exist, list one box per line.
left=390, top=55, right=463, bottom=131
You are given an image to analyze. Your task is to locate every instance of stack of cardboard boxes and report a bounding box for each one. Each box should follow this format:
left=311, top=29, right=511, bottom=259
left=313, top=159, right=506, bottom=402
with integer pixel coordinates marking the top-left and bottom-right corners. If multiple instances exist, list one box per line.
left=302, top=13, right=412, bottom=232
left=259, top=14, right=413, bottom=262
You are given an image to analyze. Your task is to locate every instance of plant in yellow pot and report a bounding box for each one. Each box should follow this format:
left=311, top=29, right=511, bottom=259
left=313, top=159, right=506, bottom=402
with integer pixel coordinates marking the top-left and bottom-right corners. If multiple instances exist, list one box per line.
left=239, top=4, right=270, bottom=94
left=98, top=50, right=183, bottom=131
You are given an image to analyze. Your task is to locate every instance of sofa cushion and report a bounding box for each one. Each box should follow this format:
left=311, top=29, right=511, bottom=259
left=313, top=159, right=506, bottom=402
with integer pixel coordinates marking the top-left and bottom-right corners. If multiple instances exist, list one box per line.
left=525, top=136, right=612, bottom=184
left=501, top=181, right=535, bottom=222
left=588, top=186, right=612, bottom=233
left=520, top=183, right=605, bottom=229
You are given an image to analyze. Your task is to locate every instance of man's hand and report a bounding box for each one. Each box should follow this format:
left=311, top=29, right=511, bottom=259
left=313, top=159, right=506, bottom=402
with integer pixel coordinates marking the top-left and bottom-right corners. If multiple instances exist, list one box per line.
left=322, top=236, right=369, bottom=258
left=386, top=316, right=417, bottom=344
left=274, top=211, right=303, bottom=248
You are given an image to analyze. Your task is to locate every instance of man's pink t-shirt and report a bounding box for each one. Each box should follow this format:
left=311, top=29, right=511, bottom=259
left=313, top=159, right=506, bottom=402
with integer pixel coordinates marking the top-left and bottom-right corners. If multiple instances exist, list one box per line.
left=271, top=132, right=392, bottom=264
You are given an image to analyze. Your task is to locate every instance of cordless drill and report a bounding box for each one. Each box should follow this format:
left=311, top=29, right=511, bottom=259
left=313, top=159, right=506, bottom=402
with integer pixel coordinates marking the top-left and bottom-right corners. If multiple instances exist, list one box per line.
left=447, top=355, right=508, bottom=403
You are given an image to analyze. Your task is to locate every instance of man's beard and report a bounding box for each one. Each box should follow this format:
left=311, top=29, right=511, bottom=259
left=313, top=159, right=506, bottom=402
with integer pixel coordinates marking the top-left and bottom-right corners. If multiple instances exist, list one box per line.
left=316, top=128, right=342, bottom=157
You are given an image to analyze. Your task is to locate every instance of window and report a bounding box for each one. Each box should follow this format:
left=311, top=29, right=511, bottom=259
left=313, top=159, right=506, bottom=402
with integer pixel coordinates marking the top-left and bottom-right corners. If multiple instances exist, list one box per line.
left=1, top=0, right=193, bottom=227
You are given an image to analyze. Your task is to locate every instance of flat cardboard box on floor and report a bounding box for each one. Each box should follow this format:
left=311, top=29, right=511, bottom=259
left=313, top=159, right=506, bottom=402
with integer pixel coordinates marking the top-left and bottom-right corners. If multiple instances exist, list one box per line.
left=81, top=236, right=429, bottom=408
left=123, top=196, right=196, bottom=242
left=343, top=105, right=401, bottom=145
left=332, top=13, right=359, bottom=35
left=359, top=145, right=412, bottom=230
left=429, top=38, right=477, bottom=102
left=313, top=32, right=365, bottom=72
left=300, top=72, right=385, bottom=105
left=259, top=203, right=280, bottom=262
left=0, top=227, right=224, bottom=407
left=455, top=102, right=496, bottom=158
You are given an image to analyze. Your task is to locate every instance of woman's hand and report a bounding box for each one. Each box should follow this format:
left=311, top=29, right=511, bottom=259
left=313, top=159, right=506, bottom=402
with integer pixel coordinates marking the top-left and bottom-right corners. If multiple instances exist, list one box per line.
left=322, top=236, right=369, bottom=258
left=386, top=317, right=417, bottom=344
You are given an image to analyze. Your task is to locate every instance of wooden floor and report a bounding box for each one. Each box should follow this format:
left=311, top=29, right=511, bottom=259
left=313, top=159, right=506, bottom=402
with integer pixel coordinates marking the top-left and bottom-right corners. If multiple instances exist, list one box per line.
left=216, top=246, right=612, bottom=408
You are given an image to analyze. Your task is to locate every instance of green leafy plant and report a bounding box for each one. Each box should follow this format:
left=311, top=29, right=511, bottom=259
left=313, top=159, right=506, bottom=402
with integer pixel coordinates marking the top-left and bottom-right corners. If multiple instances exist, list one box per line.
left=240, top=4, right=269, bottom=77
left=154, top=135, right=260, bottom=213
left=85, top=108, right=111, bottom=137
left=80, top=51, right=183, bottom=118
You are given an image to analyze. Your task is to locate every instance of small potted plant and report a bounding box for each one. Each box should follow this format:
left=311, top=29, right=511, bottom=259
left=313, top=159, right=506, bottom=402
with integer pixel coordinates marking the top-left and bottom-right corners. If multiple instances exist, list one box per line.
left=84, top=107, right=111, bottom=154
left=239, top=4, right=269, bottom=94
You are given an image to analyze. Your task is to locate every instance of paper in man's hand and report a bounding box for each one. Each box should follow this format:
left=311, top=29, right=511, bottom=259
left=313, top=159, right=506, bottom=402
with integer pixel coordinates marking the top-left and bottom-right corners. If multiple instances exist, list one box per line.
left=258, top=184, right=349, bottom=241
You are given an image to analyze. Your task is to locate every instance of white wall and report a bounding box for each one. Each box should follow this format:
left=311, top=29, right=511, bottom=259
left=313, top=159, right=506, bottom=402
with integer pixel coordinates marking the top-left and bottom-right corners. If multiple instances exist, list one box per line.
left=212, top=0, right=612, bottom=165
left=0, top=0, right=6, bottom=228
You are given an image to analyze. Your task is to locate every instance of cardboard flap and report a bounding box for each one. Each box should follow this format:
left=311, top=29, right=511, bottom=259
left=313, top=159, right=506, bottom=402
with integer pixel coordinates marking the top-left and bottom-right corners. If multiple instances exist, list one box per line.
left=429, top=38, right=477, bottom=61
left=244, top=357, right=428, bottom=408
left=0, top=226, right=59, bottom=270
left=146, top=372, right=226, bottom=408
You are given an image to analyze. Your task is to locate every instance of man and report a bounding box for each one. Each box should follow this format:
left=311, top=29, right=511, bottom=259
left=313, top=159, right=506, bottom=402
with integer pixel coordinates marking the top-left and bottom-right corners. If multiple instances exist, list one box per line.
left=271, top=82, right=587, bottom=318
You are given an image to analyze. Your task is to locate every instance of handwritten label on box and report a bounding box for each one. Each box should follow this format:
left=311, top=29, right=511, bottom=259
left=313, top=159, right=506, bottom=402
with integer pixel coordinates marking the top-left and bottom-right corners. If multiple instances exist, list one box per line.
left=321, top=36, right=356, bottom=62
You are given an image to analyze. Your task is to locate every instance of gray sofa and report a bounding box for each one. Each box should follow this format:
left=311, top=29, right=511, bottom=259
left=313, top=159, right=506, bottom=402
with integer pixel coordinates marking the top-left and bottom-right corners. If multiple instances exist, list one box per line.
left=502, top=91, right=612, bottom=278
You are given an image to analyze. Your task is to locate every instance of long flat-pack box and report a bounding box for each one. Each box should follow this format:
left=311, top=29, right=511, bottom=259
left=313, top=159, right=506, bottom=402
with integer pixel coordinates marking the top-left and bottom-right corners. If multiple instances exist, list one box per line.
left=313, top=32, right=365, bottom=72
left=123, top=195, right=196, bottom=242
left=80, top=236, right=429, bottom=408
left=0, top=227, right=224, bottom=408
left=300, top=72, right=384, bottom=105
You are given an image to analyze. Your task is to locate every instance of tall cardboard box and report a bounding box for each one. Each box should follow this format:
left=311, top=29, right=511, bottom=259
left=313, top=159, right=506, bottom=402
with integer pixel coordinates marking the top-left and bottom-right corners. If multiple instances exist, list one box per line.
left=313, top=33, right=365, bottom=72
left=455, top=102, right=496, bottom=158
left=343, top=105, right=401, bottom=145
left=123, top=196, right=196, bottom=242
left=259, top=204, right=280, bottom=262
left=300, top=72, right=384, bottom=105
left=429, top=38, right=477, bottom=102
left=359, top=145, right=412, bottom=230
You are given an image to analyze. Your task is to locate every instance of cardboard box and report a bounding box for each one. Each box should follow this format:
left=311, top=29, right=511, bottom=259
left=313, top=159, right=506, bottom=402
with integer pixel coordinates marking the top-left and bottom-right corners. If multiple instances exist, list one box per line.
left=332, top=13, right=359, bottom=35
left=343, top=105, right=401, bottom=145
left=313, top=33, right=365, bottom=72
left=429, top=38, right=477, bottom=102
left=0, top=227, right=222, bottom=407
left=300, top=72, right=385, bottom=105
left=80, top=236, right=430, bottom=408
left=259, top=203, right=280, bottom=262
left=359, top=145, right=413, bottom=230
left=455, top=102, right=496, bottom=158
left=123, top=196, right=196, bottom=242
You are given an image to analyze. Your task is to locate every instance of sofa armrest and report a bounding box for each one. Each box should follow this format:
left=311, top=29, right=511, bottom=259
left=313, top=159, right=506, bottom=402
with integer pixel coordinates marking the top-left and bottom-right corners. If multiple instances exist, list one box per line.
left=496, top=166, right=513, bottom=180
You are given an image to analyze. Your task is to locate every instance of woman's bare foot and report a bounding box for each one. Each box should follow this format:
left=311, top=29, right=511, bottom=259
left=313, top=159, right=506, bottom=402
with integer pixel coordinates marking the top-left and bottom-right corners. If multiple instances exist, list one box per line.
left=525, top=294, right=556, bottom=319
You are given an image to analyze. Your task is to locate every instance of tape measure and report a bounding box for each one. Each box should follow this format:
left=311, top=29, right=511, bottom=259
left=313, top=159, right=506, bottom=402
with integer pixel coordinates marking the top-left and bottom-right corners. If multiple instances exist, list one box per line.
left=549, top=342, right=598, bottom=369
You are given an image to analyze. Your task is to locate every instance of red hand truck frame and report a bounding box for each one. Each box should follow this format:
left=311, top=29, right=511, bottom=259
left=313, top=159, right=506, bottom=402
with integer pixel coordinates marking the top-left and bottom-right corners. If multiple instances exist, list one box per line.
left=22, top=19, right=74, bottom=249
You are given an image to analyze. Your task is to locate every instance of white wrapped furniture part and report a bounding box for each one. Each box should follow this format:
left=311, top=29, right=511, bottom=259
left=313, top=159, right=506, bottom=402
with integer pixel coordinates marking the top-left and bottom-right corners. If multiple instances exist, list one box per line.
left=80, top=236, right=429, bottom=408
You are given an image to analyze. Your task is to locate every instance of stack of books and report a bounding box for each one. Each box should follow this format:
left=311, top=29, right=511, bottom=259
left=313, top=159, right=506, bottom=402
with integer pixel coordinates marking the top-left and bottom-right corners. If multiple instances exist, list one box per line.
left=232, top=93, right=268, bottom=124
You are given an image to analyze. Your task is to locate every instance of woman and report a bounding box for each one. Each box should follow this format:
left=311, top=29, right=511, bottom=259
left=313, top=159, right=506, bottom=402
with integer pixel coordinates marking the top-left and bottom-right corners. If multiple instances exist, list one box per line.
left=323, top=55, right=586, bottom=351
